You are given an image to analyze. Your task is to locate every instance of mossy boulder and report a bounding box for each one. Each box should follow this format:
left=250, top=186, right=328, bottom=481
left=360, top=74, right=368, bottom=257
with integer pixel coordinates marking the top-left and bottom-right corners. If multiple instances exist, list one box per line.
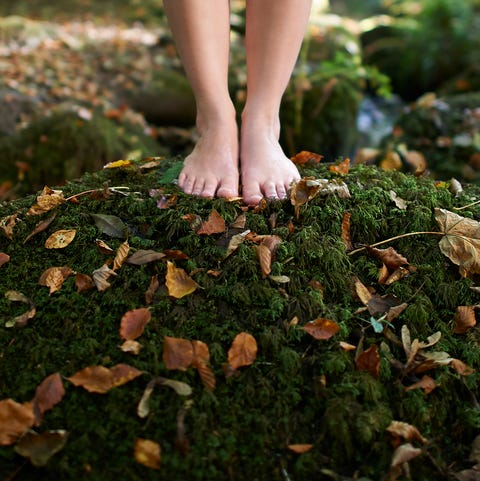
left=0, top=158, right=479, bottom=480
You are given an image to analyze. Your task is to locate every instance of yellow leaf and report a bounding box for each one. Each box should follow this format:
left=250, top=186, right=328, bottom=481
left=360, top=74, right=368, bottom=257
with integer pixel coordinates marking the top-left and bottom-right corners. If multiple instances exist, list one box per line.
left=44, top=229, right=76, bottom=249
left=134, top=438, right=161, bottom=470
left=165, top=261, right=198, bottom=299
left=103, top=159, right=133, bottom=169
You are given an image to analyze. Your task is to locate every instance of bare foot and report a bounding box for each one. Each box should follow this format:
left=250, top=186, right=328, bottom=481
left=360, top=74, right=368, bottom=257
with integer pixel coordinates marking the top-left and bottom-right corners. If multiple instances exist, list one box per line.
left=240, top=116, right=300, bottom=205
left=178, top=117, right=239, bottom=199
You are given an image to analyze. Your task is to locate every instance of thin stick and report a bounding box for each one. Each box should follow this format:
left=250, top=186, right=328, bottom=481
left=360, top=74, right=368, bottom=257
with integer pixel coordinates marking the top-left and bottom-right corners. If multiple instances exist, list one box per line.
left=453, top=199, right=480, bottom=211
left=347, top=231, right=444, bottom=256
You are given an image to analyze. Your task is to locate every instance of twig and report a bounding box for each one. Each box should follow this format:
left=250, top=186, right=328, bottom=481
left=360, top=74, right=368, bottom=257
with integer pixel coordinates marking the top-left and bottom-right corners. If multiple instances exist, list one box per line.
left=453, top=199, right=480, bottom=211
left=347, top=231, right=444, bottom=256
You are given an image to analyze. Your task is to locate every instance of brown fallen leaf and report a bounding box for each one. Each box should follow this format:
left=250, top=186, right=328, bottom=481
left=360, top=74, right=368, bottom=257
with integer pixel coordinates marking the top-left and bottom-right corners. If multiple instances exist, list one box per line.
left=66, top=364, right=142, bottom=393
left=134, top=438, right=161, bottom=470
left=175, top=400, right=193, bottom=455
left=303, top=318, right=340, bottom=340
left=127, top=250, right=165, bottom=265
left=453, top=305, right=477, bottom=334
left=404, top=375, right=437, bottom=394
left=163, top=249, right=189, bottom=260
left=0, top=213, right=19, bottom=240
left=14, top=430, right=68, bottom=467
left=95, top=239, right=114, bottom=254
left=341, top=212, right=352, bottom=251
left=145, top=275, right=160, bottom=304
left=0, top=399, right=35, bottom=445
left=230, top=213, right=247, bottom=229
left=38, top=267, right=73, bottom=295
left=23, top=213, right=57, bottom=244
left=32, top=373, right=65, bottom=426
left=290, top=177, right=322, bottom=219
left=113, top=240, right=130, bottom=271
left=366, top=246, right=409, bottom=272
left=75, top=273, right=95, bottom=292
left=386, top=421, right=428, bottom=447
left=165, top=261, right=198, bottom=299
left=120, top=340, right=143, bottom=355
left=92, top=264, right=117, bottom=291
left=119, top=308, right=151, bottom=341
left=450, top=359, right=476, bottom=376
left=45, top=229, right=76, bottom=249
left=197, top=209, right=226, bottom=235
left=163, top=336, right=194, bottom=371
left=192, top=340, right=216, bottom=391
left=329, top=157, right=350, bottom=176
left=255, top=243, right=272, bottom=278
left=227, top=332, right=258, bottom=371
left=435, top=208, right=480, bottom=277
left=287, top=444, right=314, bottom=454
left=290, top=150, right=323, bottom=166
left=27, top=186, right=65, bottom=216
left=356, top=344, right=380, bottom=379
left=0, top=252, right=10, bottom=267
left=390, top=442, right=423, bottom=469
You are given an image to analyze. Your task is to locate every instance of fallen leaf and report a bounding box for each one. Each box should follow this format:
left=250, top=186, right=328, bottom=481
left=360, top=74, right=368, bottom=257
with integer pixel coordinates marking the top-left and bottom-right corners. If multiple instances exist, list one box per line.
left=225, top=230, right=251, bottom=258
left=341, top=212, right=352, bottom=250
left=386, top=421, right=428, bottom=446
left=14, top=430, right=68, bottom=467
left=145, top=275, right=160, bottom=304
left=339, top=341, right=356, bottom=351
left=0, top=214, right=19, bottom=239
left=227, top=332, right=258, bottom=370
left=92, top=264, right=117, bottom=291
left=67, top=364, right=142, bottom=393
left=303, top=318, right=340, bottom=340
left=127, top=250, right=166, bottom=265
left=95, top=239, right=114, bottom=254
left=329, top=157, right=350, bottom=175
left=119, top=308, right=151, bottom=340
left=389, top=190, right=407, bottom=210
left=4, top=290, right=36, bottom=328
left=192, top=340, right=216, bottom=391
left=256, top=243, right=272, bottom=278
left=354, top=277, right=372, bottom=305
left=103, top=159, right=133, bottom=169
left=165, top=261, right=198, bottom=299
left=0, top=399, right=35, bottom=445
left=23, top=214, right=56, bottom=244
left=404, top=375, right=437, bottom=394
left=287, top=444, right=314, bottom=454
left=291, top=150, right=323, bottom=165
left=390, top=443, right=423, bottom=468
left=163, top=249, right=189, bottom=260
left=197, top=209, right=226, bottom=235
left=269, top=275, right=290, bottom=284
left=356, top=344, right=380, bottom=378
left=450, top=359, right=475, bottom=376
left=435, top=208, right=480, bottom=277
left=290, top=177, right=322, bottom=218
left=367, top=293, right=404, bottom=317
left=27, top=187, right=65, bottom=216
left=175, top=400, right=193, bottom=455
left=163, top=336, right=194, bottom=371
left=91, top=213, right=128, bottom=238
left=120, top=340, right=143, bottom=355
left=366, top=246, right=409, bottom=271
left=0, top=252, right=10, bottom=267
left=113, top=240, right=130, bottom=271
left=32, top=373, right=65, bottom=426
left=75, top=273, right=95, bottom=292
left=134, top=438, right=161, bottom=470
left=453, top=306, right=477, bottom=334
left=45, top=229, right=76, bottom=249
left=39, top=266, right=73, bottom=295
left=230, top=213, right=247, bottom=229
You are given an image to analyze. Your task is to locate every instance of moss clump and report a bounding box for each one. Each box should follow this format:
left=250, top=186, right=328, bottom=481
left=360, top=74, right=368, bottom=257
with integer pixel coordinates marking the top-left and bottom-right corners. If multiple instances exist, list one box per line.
left=0, top=159, right=479, bottom=480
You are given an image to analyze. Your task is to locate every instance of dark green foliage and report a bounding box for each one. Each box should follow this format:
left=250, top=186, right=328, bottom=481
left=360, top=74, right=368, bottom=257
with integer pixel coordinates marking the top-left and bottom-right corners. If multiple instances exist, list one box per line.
left=0, top=159, right=479, bottom=480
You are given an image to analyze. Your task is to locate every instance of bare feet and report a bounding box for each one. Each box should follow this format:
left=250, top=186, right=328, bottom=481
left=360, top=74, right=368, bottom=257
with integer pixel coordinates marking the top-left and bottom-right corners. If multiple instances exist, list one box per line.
left=178, top=117, right=239, bottom=199
left=240, top=115, right=300, bottom=205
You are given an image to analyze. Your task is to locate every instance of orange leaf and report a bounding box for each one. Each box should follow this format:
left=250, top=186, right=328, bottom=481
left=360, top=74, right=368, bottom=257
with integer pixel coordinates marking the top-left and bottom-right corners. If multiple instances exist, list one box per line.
left=134, top=438, right=161, bottom=470
left=32, top=373, right=65, bottom=426
left=450, top=358, right=475, bottom=376
left=356, top=344, right=380, bottom=379
left=341, top=212, right=352, bottom=251
left=227, top=332, right=258, bottom=370
left=290, top=151, right=323, bottom=166
left=120, top=308, right=151, bottom=341
left=255, top=243, right=272, bottom=278
left=290, top=177, right=322, bottom=219
left=0, top=252, right=10, bottom=267
left=197, top=209, right=226, bottom=235
left=0, top=399, right=35, bottom=445
left=44, top=229, right=76, bottom=249
left=145, top=275, right=160, bottom=304
left=113, top=240, right=130, bottom=271
left=163, top=336, right=194, bottom=371
left=67, top=364, right=142, bottom=393
left=287, top=444, right=314, bottom=454
left=38, top=266, right=73, bottom=294
left=75, top=273, right=95, bottom=292
left=165, top=261, right=198, bottom=299
left=404, top=375, right=437, bottom=394
left=366, top=246, right=409, bottom=271
left=303, top=318, right=340, bottom=340
left=453, top=305, right=476, bottom=334
left=329, top=157, right=350, bottom=175
left=163, top=249, right=189, bottom=260
left=192, top=340, right=216, bottom=390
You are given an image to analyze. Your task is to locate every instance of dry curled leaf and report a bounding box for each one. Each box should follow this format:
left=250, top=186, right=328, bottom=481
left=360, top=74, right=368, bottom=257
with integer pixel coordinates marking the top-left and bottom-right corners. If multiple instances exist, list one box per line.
left=113, top=240, right=130, bottom=271
left=14, top=430, right=68, bottom=467
left=75, top=273, right=95, bottom=292
left=192, top=340, right=215, bottom=391
left=0, top=213, right=19, bottom=239
left=119, top=308, right=151, bottom=341
left=163, top=336, right=194, bottom=371
left=4, top=290, right=36, bottom=328
left=450, top=358, right=475, bottom=376
left=120, top=340, right=143, bottom=355
left=45, top=229, right=76, bottom=249
left=227, top=332, right=258, bottom=371
left=32, top=373, right=65, bottom=426
left=290, top=177, right=322, bottom=218
left=127, top=250, right=165, bottom=265
left=386, top=421, right=428, bottom=447
left=92, top=264, right=117, bottom=291
left=95, top=239, right=114, bottom=254
left=165, top=261, right=198, bottom=299
left=134, top=438, right=161, bottom=470
left=290, top=150, right=323, bottom=166
left=356, top=344, right=380, bottom=379
left=197, top=209, right=226, bottom=235
left=390, top=443, right=423, bottom=469
left=329, top=157, right=350, bottom=175
left=453, top=305, right=477, bottom=334
left=67, top=364, right=142, bottom=393
left=0, top=399, right=35, bottom=445
left=145, top=275, right=160, bottom=304
left=435, top=208, right=480, bottom=277
left=303, top=318, right=340, bottom=340
left=38, top=267, right=73, bottom=295
left=404, top=375, right=437, bottom=394
left=27, top=186, right=65, bottom=216
left=23, top=213, right=56, bottom=244
left=366, top=246, right=409, bottom=271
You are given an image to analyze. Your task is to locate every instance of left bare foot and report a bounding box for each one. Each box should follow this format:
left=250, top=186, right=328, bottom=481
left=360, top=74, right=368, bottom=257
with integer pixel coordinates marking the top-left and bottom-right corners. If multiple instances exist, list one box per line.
left=240, top=116, right=300, bottom=205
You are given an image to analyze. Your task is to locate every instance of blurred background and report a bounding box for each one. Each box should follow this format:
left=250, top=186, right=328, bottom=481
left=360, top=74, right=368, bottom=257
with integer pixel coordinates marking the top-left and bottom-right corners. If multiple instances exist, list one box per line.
left=0, top=0, right=479, bottom=199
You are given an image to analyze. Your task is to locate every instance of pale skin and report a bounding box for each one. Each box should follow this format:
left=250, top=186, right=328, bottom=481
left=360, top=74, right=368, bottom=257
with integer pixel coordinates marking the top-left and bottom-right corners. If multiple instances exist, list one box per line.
left=163, top=0, right=312, bottom=204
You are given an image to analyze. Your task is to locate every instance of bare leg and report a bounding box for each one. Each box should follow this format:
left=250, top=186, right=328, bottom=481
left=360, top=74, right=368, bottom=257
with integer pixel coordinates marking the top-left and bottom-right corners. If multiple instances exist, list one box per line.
left=241, top=0, right=312, bottom=204
left=163, top=0, right=239, bottom=198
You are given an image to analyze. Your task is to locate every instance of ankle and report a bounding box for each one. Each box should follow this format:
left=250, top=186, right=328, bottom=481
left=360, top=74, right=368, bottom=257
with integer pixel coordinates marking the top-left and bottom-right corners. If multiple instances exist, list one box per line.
left=241, top=109, right=281, bottom=138
left=196, top=104, right=237, bottom=134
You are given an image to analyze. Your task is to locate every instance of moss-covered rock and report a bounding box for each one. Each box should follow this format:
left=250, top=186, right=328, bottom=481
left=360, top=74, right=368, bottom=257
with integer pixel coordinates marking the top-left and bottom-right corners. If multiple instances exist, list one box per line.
left=0, top=158, right=479, bottom=480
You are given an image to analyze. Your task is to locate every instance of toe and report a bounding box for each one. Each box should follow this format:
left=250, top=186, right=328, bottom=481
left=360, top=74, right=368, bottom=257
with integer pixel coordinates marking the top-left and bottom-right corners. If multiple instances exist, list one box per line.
left=201, top=179, right=218, bottom=198
left=191, top=179, right=206, bottom=197
left=182, top=177, right=195, bottom=195
left=263, top=181, right=279, bottom=200
left=276, top=184, right=287, bottom=200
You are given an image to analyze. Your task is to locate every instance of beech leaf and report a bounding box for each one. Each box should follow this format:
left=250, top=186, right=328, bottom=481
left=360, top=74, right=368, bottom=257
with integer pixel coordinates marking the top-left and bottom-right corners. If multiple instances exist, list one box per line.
left=435, top=208, right=480, bottom=277
left=366, top=246, right=409, bottom=271
left=120, top=340, right=143, bottom=355
left=192, top=340, right=215, bottom=391
left=119, top=308, right=151, bottom=341
left=39, top=266, right=73, bottom=295
left=341, top=212, right=352, bottom=250
left=329, top=157, right=350, bottom=175
left=23, top=214, right=57, bottom=244
left=0, top=399, right=35, bottom=445
left=356, top=344, right=380, bottom=379
left=287, top=444, right=314, bottom=454
left=32, top=373, right=65, bottom=426
left=290, top=150, right=323, bottom=165
left=95, top=239, right=114, bottom=254
left=0, top=213, right=19, bottom=239
left=165, top=261, right=198, bottom=299
left=27, top=187, right=65, bottom=216
left=134, top=438, right=161, bottom=470
left=44, top=229, right=76, bottom=249
left=91, top=213, right=128, bottom=238
left=453, top=305, right=477, bottom=334
left=113, top=240, right=130, bottom=271
left=4, top=290, right=36, bottom=328
left=303, top=318, right=340, bottom=340
left=196, top=209, right=226, bottom=235
left=404, top=375, right=437, bottom=394
left=145, top=275, right=160, bottom=304
left=14, top=430, right=68, bottom=467
left=75, top=273, right=95, bottom=292
left=163, top=336, right=194, bottom=371
left=0, top=252, right=10, bottom=267
left=127, top=250, right=166, bottom=265
left=390, top=443, right=423, bottom=469
left=227, top=332, right=258, bottom=370
left=386, top=421, right=428, bottom=446
left=92, top=264, right=117, bottom=291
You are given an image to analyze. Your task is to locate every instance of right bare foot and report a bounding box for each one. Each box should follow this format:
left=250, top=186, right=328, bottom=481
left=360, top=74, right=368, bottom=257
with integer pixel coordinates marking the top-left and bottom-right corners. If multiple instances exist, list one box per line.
left=178, top=116, right=239, bottom=199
